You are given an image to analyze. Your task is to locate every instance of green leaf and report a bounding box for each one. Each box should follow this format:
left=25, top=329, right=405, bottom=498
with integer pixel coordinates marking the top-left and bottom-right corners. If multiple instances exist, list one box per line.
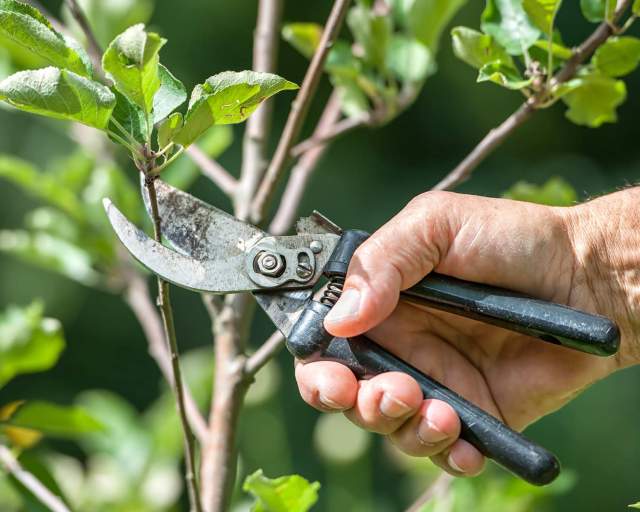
left=152, top=64, right=186, bottom=124
left=243, top=470, right=320, bottom=512
left=3, top=401, right=102, bottom=438
left=0, top=155, right=84, bottom=219
left=331, top=75, right=370, bottom=118
left=530, top=38, right=572, bottom=65
left=282, top=23, right=323, bottom=59
left=580, top=0, right=616, bottom=22
left=102, top=23, right=166, bottom=114
left=392, top=0, right=468, bottom=53
left=451, top=26, right=514, bottom=69
left=157, top=112, right=183, bottom=150
left=593, top=36, right=640, bottom=77
left=478, top=61, right=533, bottom=89
left=503, top=176, right=577, bottom=205
left=175, top=71, right=298, bottom=147
left=347, top=5, right=393, bottom=70
left=326, top=40, right=362, bottom=79
left=522, top=0, right=562, bottom=35
left=0, top=230, right=100, bottom=285
left=634, top=0, right=640, bottom=15
left=629, top=502, right=640, bottom=509
left=0, top=67, right=116, bottom=129
left=387, top=35, right=435, bottom=82
left=481, top=0, right=541, bottom=55
left=0, top=0, right=90, bottom=76
left=109, top=90, right=149, bottom=145
left=25, top=208, right=80, bottom=242
left=0, top=302, right=64, bottom=388
left=557, top=73, right=627, bottom=127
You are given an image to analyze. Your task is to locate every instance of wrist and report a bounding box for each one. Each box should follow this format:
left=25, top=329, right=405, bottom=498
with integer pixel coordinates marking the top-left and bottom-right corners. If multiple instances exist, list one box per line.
left=561, top=189, right=640, bottom=367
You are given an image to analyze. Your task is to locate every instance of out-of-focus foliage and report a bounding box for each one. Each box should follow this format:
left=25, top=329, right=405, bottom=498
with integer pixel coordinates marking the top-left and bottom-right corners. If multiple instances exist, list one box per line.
left=452, top=0, right=640, bottom=127
left=243, top=470, right=320, bottom=512
left=503, top=176, right=577, bottom=206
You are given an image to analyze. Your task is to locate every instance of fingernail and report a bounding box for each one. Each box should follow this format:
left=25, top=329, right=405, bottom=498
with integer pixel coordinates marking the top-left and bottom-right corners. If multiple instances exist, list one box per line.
left=417, top=419, right=449, bottom=446
left=380, top=393, right=412, bottom=419
left=325, top=288, right=361, bottom=324
left=318, top=394, right=345, bottom=411
left=447, top=452, right=464, bottom=473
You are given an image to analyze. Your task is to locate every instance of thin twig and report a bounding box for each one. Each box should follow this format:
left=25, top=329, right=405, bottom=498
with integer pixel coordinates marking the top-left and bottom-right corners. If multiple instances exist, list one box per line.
left=290, top=113, right=369, bottom=158
left=432, top=0, right=633, bottom=191
left=144, top=176, right=203, bottom=512
left=0, top=445, right=71, bottom=512
left=250, top=0, right=352, bottom=224
left=405, top=472, right=453, bottom=512
left=245, top=331, right=286, bottom=376
left=269, top=91, right=343, bottom=235
left=187, top=146, right=238, bottom=196
left=123, top=269, right=208, bottom=443
left=64, top=0, right=105, bottom=81
left=235, top=0, right=284, bottom=221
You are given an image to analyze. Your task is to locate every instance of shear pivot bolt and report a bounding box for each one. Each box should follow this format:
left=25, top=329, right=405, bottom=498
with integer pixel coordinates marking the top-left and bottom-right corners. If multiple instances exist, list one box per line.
left=255, top=252, right=285, bottom=277
left=296, top=262, right=313, bottom=279
left=310, top=241, right=323, bottom=254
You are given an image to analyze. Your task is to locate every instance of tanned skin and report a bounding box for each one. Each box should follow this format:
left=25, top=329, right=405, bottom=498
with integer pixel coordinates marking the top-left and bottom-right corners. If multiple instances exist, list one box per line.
left=294, top=189, right=640, bottom=476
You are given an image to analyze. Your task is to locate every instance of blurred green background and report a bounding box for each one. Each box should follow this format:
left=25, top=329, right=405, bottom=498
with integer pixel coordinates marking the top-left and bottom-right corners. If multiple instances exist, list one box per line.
left=0, top=1, right=639, bottom=510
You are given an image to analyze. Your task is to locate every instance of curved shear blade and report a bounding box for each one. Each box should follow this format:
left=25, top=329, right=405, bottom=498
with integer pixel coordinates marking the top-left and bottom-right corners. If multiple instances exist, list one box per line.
left=141, top=178, right=265, bottom=260
left=104, top=198, right=259, bottom=293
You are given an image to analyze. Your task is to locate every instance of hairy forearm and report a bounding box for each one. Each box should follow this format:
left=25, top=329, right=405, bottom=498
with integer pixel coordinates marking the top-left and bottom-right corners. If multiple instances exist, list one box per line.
left=563, top=187, right=640, bottom=367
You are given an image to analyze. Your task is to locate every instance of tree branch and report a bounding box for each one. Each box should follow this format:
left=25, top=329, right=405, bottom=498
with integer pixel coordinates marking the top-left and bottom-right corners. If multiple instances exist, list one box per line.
left=0, top=445, right=71, bottom=512
left=64, top=0, right=105, bottom=80
left=186, top=146, right=238, bottom=196
left=290, top=112, right=368, bottom=158
left=405, top=472, right=453, bottom=512
left=432, top=0, right=633, bottom=191
left=235, top=0, right=284, bottom=221
left=123, top=269, right=208, bottom=444
left=250, top=0, right=352, bottom=224
left=144, top=176, right=203, bottom=512
left=245, top=331, right=286, bottom=376
left=269, top=90, right=343, bottom=235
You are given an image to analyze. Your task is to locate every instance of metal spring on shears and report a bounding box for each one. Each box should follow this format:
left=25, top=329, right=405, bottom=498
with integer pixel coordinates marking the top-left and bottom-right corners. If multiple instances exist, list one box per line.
left=320, top=276, right=345, bottom=307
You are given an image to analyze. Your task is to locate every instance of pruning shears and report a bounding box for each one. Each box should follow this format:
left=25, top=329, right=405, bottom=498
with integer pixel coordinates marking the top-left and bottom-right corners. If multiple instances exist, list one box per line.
left=103, top=180, right=620, bottom=486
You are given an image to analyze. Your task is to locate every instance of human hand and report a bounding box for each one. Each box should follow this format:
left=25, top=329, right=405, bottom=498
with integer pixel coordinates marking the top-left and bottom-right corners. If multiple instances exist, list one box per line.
left=295, top=190, right=639, bottom=477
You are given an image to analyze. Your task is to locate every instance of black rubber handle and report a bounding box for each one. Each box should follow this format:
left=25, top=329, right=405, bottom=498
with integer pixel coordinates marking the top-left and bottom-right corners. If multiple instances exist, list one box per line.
left=318, top=334, right=560, bottom=486
left=402, top=273, right=619, bottom=357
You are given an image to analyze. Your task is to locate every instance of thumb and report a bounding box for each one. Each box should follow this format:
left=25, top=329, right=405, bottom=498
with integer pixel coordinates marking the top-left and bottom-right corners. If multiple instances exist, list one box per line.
left=324, top=192, right=461, bottom=337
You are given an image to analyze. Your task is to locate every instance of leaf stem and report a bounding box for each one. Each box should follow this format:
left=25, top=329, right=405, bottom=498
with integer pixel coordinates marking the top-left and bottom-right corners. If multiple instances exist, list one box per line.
left=152, top=147, right=185, bottom=175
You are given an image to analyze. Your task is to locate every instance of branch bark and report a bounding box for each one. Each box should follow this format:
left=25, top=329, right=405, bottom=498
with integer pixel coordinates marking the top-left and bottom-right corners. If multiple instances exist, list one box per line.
left=0, top=445, right=71, bottom=512
left=235, top=0, right=284, bottom=221
left=250, top=0, right=352, bottom=224
left=432, top=0, right=633, bottom=191
left=186, top=146, right=238, bottom=196
left=144, top=176, right=203, bottom=512
left=123, top=269, right=208, bottom=443
left=269, top=90, right=343, bottom=235
left=245, top=331, right=286, bottom=376
left=290, top=112, right=368, bottom=158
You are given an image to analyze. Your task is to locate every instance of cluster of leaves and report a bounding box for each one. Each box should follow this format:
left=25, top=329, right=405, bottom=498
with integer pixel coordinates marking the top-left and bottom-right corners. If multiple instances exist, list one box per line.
left=503, top=176, right=578, bottom=206
left=0, top=0, right=297, bottom=176
left=283, top=0, right=467, bottom=123
left=452, top=0, right=640, bottom=127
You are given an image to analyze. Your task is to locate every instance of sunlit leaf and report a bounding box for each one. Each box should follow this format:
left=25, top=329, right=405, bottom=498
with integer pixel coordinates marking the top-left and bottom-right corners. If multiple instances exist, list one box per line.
left=102, top=23, right=166, bottom=114
left=243, top=470, right=320, bottom=512
left=451, top=26, right=513, bottom=69
left=0, top=67, right=116, bottom=129
left=629, top=502, right=640, bottom=509
left=634, top=0, right=640, bottom=15
left=387, top=35, right=435, bottom=82
left=157, top=112, right=182, bottom=150
left=2, top=401, right=102, bottom=438
left=478, top=61, right=533, bottom=89
left=175, top=71, right=297, bottom=147
left=556, top=72, right=627, bottom=127
left=0, top=302, right=64, bottom=388
left=580, top=0, right=616, bottom=22
left=152, top=64, right=186, bottom=124
left=0, top=0, right=90, bottom=76
left=593, top=36, right=640, bottom=77
left=25, top=208, right=80, bottom=242
left=481, top=0, right=541, bottom=55
left=522, top=0, right=562, bottom=35
left=326, top=40, right=362, bottom=79
left=282, top=23, right=322, bottom=59
left=529, top=38, right=572, bottom=68
left=502, top=176, right=577, bottom=205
